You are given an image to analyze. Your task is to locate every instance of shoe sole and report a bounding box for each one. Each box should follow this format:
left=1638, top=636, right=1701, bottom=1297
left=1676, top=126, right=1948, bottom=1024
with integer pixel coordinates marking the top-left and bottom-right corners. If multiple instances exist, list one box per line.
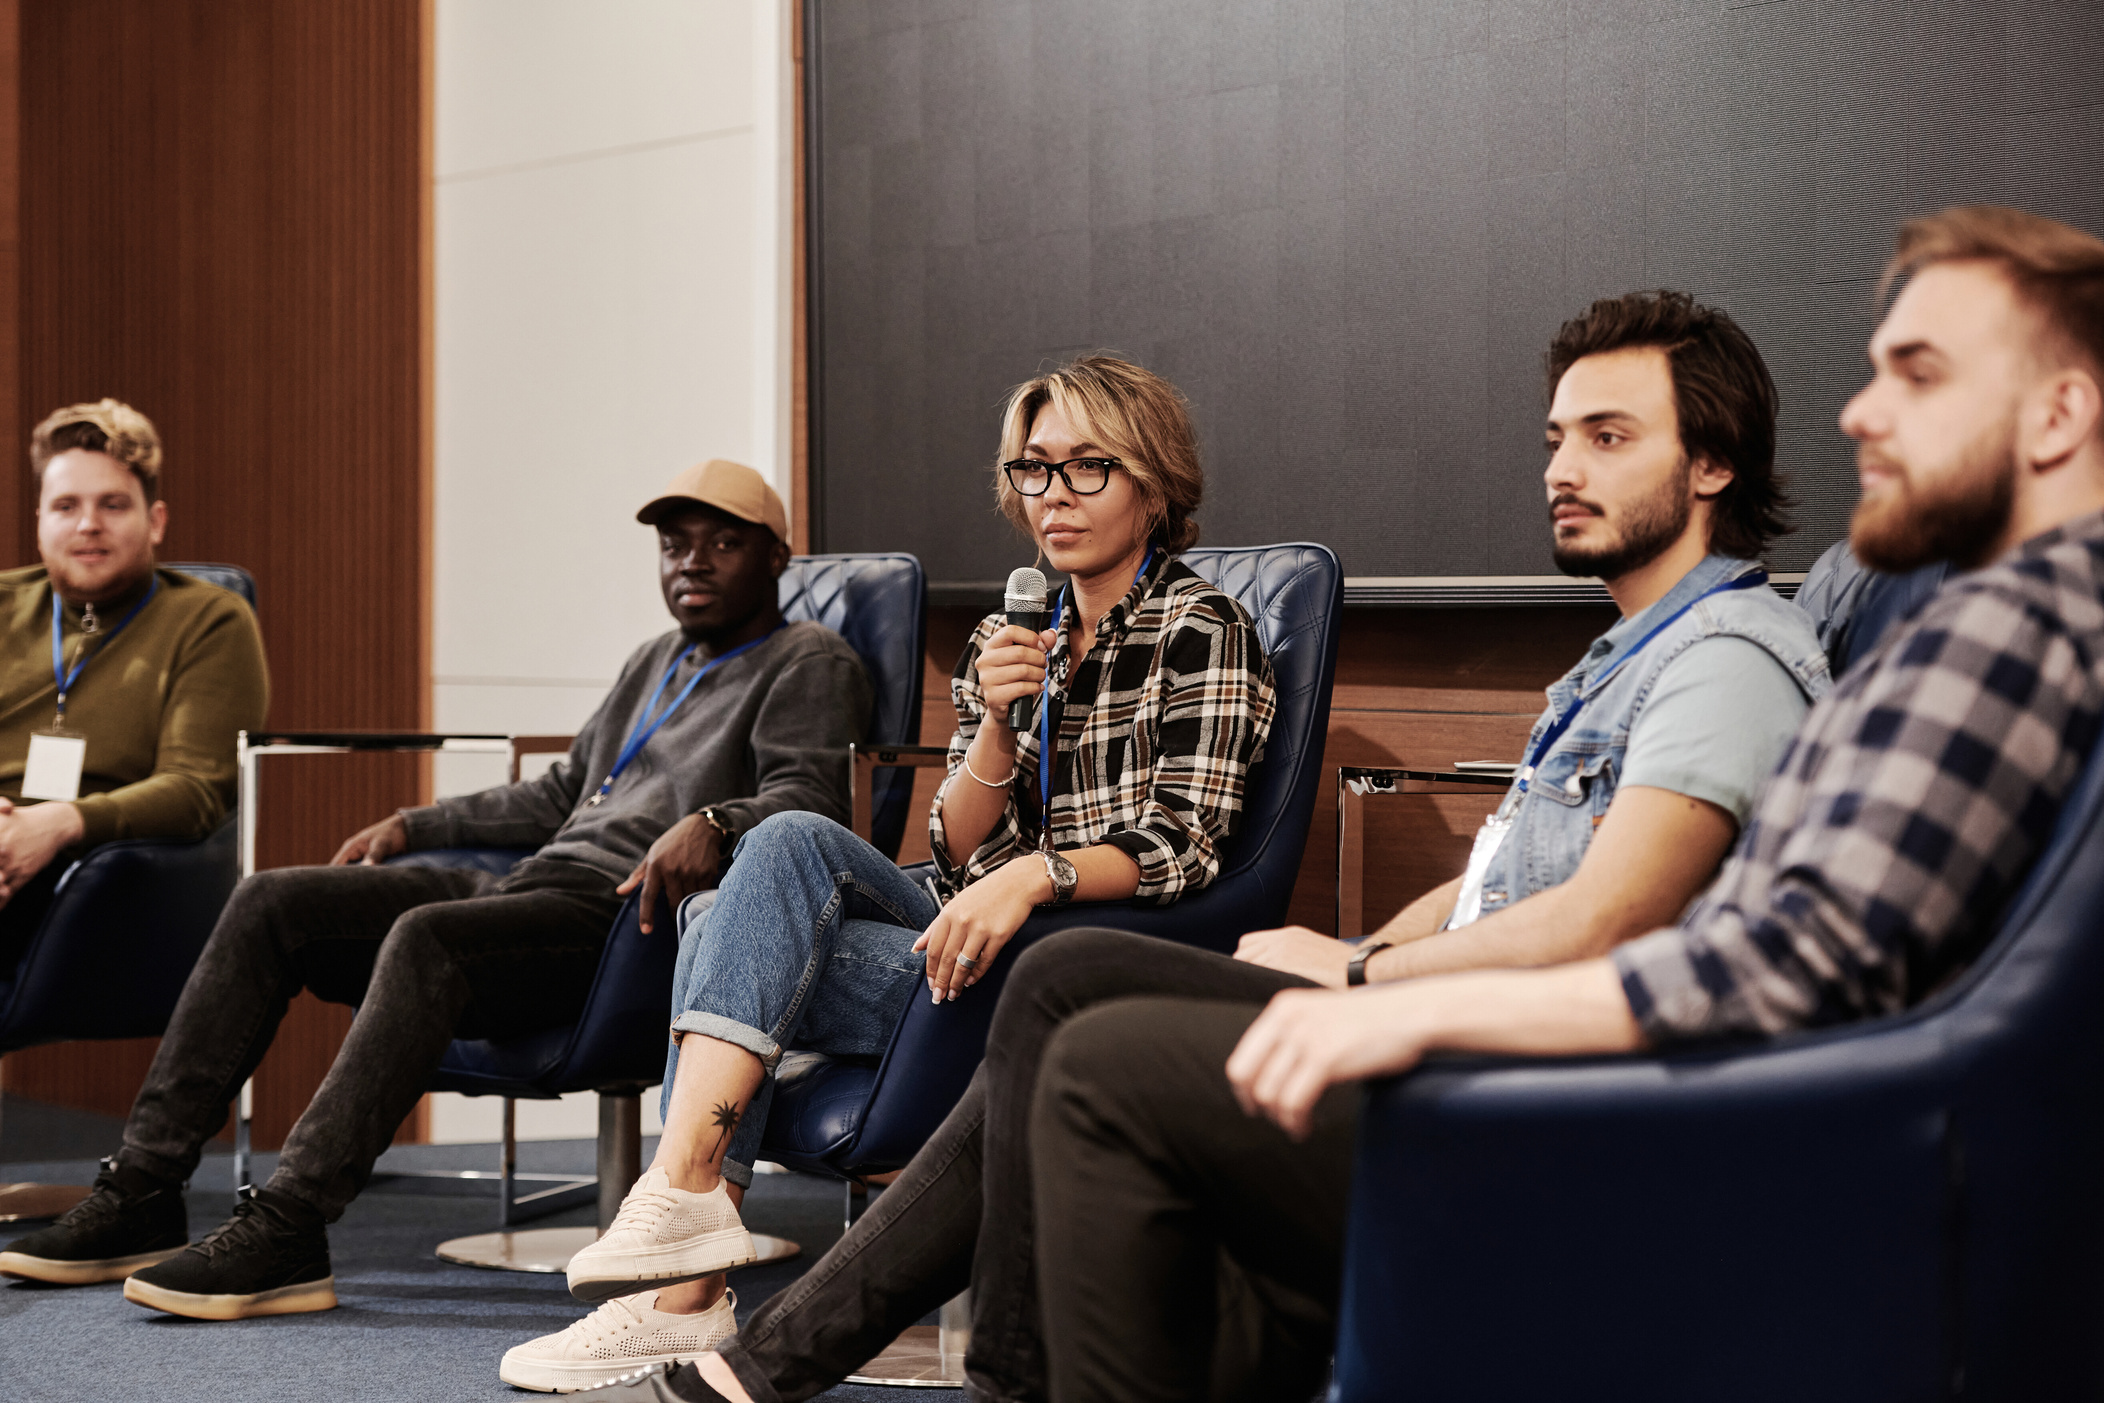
left=499, top=1347, right=715, bottom=1394
left=0, top=1244, right=188, bottom=1285
left=566, top=1228, right=757, bottom=1303
left=122, top=1273, right=338, bottom=1320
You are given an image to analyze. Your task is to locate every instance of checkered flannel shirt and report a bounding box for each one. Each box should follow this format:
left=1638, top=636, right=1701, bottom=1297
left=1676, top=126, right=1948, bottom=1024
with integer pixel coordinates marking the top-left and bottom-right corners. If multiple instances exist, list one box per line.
left=930, top=554, right=1276, bottom=904
left=1614, top=510, right=2104, bottom=1044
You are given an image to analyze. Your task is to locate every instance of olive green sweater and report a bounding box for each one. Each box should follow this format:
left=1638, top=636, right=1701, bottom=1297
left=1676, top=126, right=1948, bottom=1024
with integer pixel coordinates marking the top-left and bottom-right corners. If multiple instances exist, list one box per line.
left=0, top=565, right=269, bottom=845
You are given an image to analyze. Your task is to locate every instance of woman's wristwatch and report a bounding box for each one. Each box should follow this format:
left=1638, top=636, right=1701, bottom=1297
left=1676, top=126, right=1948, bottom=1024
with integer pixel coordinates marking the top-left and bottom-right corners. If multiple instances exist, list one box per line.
left=1039, top=849, right=1078, bottom=907
left=1346, top=939, right=1393, bottom=987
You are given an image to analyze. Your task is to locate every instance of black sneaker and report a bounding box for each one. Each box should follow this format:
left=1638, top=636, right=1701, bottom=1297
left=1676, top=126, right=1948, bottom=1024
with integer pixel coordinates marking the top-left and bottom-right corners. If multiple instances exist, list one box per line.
left=0, top=1158, right=188, bottom=1285
left=566, top=1362, right=733, bottom=1402
left=122, top=1185, right=336, bottom=1320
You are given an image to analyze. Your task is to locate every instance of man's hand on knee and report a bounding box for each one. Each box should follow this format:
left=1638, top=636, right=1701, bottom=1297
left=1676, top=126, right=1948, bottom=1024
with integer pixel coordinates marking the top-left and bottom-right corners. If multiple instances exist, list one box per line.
left=330, top=813, right=409, bottom=867
left=0, top=796, right=84, bottom=903
left=617, top=813, right=723, bottom=933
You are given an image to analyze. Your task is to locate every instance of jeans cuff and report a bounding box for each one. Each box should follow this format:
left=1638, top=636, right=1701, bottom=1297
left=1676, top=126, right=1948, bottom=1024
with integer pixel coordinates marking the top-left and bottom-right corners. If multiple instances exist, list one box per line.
left=720, top=1156, right=754, bottom=1190
left=670, top=1011, right=782, bottom=1068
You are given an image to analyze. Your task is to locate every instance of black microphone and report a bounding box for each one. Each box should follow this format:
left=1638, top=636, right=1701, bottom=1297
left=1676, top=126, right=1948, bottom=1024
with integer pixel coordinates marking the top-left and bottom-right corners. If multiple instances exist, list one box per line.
left=1003, top=567, right=1049, bottom=732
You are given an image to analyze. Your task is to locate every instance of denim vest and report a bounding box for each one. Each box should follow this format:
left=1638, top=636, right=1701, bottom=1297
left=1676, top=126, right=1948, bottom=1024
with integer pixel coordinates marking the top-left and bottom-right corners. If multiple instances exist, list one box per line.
left=1471, top=555, right=1831, bottom=919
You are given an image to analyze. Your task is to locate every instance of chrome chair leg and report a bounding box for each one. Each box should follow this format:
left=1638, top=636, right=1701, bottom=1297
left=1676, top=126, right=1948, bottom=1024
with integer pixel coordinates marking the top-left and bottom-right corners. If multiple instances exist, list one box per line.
left=846, top=1288, right=972, bottom=1387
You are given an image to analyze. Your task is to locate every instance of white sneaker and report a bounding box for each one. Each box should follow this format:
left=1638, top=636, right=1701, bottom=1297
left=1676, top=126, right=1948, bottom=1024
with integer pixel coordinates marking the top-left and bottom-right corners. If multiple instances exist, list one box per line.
left=499, top=1288, right=738, bottom=1393
left=566, top=1166, right=756, bottom=1303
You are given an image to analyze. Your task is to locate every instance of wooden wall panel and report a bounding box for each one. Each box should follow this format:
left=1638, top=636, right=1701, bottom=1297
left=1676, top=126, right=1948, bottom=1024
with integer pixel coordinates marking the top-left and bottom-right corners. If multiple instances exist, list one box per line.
left=1, top=0, right=428, bottom=1152
left=901, top=604, right=1613, bottom=935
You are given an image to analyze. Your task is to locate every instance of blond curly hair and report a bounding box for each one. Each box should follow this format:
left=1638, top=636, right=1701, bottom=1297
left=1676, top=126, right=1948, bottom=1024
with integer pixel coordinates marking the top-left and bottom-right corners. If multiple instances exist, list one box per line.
left=31, top=398, right=164, bottom=502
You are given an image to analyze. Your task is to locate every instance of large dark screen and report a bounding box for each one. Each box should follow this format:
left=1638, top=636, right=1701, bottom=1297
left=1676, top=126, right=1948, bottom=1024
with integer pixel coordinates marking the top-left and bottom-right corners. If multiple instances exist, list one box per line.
left=808, top=0, right=2104, bottom=591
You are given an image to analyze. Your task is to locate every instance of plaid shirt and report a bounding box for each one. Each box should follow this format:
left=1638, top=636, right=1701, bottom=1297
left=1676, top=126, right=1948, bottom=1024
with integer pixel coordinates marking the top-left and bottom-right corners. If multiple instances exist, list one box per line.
left=930, top=554, right=1276, bottom=904
left=1614, top=510, right=2104, bottom=1045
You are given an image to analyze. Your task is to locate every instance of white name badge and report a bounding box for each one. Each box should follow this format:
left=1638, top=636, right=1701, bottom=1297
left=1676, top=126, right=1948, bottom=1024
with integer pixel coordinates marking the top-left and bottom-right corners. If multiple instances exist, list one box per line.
left=1444, top=812, right=1513, bottom=931
left=22, top=730, right=87, bottom=802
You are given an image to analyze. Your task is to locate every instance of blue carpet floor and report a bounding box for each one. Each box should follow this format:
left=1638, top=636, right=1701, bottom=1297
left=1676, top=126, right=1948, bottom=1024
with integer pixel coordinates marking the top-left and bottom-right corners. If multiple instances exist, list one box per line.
left=0, top=1097, right=922, bottom=1402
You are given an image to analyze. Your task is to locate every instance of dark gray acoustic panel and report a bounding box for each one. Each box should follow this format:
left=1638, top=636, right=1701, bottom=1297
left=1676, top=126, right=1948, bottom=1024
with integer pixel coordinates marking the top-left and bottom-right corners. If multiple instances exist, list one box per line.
left=807, top=0, right=2104, bottom=591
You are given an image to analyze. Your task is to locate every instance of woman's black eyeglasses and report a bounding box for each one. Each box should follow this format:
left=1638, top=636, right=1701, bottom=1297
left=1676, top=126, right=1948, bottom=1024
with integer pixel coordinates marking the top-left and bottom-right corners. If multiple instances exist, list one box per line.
left=1002, top=457, right=1123, bottom=496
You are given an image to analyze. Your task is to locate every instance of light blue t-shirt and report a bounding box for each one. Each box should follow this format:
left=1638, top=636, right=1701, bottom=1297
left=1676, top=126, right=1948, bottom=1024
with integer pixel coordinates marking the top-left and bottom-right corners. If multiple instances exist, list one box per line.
left=1619, top=633, right=1811, bottom=824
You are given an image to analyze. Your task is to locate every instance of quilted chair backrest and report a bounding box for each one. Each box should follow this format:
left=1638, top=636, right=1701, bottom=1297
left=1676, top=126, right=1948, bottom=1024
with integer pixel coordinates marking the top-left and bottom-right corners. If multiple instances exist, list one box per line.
left=779, top=554, right=927, bottom=859
left=1176, top=544, right=1343, bottom=880
left=166, top=562, right=258, bottom=612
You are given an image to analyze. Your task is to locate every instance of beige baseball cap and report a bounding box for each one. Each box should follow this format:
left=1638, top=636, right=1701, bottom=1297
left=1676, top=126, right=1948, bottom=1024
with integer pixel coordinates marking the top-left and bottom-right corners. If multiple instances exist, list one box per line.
left=636, top=458, right=790, bottom=541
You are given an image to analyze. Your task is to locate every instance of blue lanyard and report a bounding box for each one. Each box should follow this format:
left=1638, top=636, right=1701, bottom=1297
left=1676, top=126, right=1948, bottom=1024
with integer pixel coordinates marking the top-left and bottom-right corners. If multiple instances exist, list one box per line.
left=586, top=623, right=783, bottom=807
left=1515, top=570, right=1768, bottom=795
left=1037, top=547, right=1154, bottom=833
left=50, top=576, right=159, bottom=722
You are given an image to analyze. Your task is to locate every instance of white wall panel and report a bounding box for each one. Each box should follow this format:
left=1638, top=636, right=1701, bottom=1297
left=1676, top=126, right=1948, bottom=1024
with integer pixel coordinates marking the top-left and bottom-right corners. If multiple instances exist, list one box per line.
left=435, top=135, right=757, bottom=684
left=431, top=1, right=792, bottom=1142
left=436, top=0, right=754, bottom=177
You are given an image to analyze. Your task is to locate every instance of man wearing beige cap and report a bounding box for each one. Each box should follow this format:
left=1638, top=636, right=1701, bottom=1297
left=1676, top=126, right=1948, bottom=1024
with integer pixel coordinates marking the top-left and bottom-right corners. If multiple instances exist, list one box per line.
left=0, top=460, right=873, bottom=1324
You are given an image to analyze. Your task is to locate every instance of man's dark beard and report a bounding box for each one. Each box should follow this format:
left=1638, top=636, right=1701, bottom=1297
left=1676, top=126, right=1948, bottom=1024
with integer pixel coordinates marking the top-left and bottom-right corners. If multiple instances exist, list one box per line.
left=1851, top=426, right=2018, bottom=573
left=1550, top=459, right=1694, bottom=581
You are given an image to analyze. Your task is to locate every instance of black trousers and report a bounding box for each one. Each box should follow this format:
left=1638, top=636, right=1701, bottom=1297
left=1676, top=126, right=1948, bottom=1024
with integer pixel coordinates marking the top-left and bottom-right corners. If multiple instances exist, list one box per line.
left=0, top=858, right=66, bottom=976
left=720, top=927, right=1358, bottom=1403
left=117, top=857, right=621, bottom=1219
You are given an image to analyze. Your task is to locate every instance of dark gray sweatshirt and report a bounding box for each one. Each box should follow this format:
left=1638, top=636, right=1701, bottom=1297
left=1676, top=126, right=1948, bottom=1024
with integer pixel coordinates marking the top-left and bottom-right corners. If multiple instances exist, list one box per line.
left=398, top=621, right=870, bottom=881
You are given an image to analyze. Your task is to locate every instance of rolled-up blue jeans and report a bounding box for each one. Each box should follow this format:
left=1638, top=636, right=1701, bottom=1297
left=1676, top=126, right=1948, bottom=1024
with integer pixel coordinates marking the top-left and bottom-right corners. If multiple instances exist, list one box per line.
left=665, top=810, right=939, bottom=1188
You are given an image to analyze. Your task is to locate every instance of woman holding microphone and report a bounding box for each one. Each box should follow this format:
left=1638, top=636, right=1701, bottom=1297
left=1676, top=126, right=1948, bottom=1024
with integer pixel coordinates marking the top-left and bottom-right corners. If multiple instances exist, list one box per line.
left=500, top=354, right=1275, bottom=1393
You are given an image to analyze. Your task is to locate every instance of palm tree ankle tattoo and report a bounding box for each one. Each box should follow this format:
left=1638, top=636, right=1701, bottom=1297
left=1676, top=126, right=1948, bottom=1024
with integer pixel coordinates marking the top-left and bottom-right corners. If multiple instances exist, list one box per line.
left=707, top=1101, right=742, bottom=1160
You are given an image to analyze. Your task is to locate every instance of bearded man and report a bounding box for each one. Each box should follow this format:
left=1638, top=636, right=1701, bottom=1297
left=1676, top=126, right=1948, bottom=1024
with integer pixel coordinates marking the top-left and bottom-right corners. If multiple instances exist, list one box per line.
left=0, top=400, right=269, bottom=971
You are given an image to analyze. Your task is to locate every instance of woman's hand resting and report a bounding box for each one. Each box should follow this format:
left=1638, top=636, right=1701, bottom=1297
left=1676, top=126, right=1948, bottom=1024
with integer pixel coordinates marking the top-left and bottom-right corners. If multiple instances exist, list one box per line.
left=912, top=854, right=1050, bottom=1002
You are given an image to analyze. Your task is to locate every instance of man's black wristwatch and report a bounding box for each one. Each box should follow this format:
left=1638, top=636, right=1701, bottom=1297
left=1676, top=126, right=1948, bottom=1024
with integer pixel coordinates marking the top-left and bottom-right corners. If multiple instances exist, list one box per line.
left=698, top=807, right=737, bottom=844
left=1039, top=849, right=1079, bottom=907
left=1346, top=940, right=1393, bottom=987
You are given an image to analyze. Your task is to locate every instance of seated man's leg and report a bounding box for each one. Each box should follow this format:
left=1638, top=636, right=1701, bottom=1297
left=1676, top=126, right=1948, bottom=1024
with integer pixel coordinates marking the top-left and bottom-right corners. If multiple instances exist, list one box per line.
left=123, top=862, right=486, bottom=1189
left=119, top=859, right=618, bottom=1320
left=712, top=928, right=1314, bottom=1403
left=269, top=856, right=622, bottom=1218
left=1032, top=997, right=1358, bottom=1403
left=0, top=862, right=482, bottom=1290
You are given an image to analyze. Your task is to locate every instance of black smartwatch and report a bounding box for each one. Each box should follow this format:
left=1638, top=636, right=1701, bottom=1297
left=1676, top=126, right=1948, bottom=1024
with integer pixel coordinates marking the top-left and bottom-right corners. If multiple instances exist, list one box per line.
left=1346, top=940, right=1393, bottom=987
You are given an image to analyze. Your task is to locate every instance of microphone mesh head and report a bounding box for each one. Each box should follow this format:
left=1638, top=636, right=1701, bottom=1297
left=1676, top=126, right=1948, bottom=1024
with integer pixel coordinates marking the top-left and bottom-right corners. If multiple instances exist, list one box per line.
left=1004, top=566, right=1048, bottom=612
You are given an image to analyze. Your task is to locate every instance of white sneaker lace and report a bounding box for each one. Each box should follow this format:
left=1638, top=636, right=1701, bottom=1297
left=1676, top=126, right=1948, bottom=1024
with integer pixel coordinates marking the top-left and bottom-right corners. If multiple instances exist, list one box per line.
left=563, top=1289, right=736, bottom=1355
left=604, top=1186, right=682, bottom=1240
left=568, top=1294, right=650, bottom=1350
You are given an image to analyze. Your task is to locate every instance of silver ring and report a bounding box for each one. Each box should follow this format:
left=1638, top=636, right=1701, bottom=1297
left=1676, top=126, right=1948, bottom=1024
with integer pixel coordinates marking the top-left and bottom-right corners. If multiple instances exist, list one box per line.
left=954, top=953, right=979, bottom=970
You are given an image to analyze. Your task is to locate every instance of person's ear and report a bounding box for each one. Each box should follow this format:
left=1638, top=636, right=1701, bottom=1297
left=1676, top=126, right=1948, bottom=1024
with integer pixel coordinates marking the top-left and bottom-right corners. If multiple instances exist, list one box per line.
left=2022, top=367, right=2104, bottom=475
left=1690, top=454, right=1735, bottom=501
left=148, top=498, right=168, bottom=547
left=769, top=534, right=792, bottom=576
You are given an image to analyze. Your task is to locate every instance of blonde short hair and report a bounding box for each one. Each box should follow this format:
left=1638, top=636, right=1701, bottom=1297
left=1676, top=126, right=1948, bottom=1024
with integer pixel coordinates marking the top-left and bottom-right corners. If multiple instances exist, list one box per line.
left=993, top=355, right=1204, bottom=554
left=30, top=399, right=164, bottom=503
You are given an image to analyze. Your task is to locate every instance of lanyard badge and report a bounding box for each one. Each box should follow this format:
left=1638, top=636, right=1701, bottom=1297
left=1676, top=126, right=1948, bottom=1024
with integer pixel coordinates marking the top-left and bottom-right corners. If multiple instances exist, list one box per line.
left=25, top=578, right=160, bottom=802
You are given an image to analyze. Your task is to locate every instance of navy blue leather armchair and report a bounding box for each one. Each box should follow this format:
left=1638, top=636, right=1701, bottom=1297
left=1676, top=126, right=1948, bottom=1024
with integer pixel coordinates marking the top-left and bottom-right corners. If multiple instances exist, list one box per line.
left=0, top=565, right=257, bottom=1217
left=1331, top=556, right=2103, bottom=1401
left=762, top=543, right=1344, bottom=1179
left=1332, top=732, right=2104, bottom=1401
left=399, top=554, right=924, bottom=1238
